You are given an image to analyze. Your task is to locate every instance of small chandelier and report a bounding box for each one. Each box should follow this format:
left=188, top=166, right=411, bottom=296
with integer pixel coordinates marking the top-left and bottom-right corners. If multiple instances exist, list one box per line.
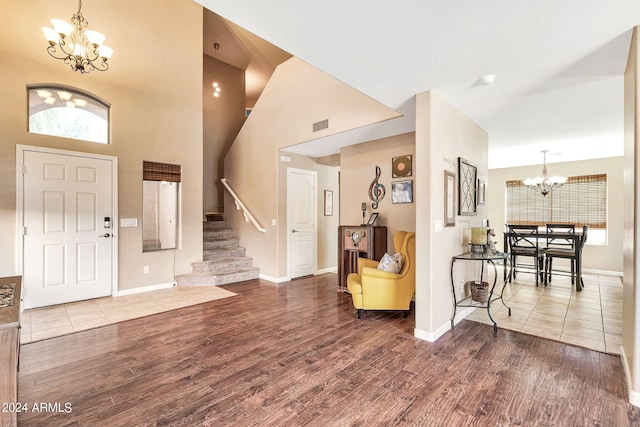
left=41, top=0, right=113, bottom=74
left=522, top=150, right=567, bottom=196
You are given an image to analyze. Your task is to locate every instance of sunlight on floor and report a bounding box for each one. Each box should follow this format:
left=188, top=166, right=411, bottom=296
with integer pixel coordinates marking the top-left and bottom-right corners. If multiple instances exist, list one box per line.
left=20, top=286, right=237, bottom=344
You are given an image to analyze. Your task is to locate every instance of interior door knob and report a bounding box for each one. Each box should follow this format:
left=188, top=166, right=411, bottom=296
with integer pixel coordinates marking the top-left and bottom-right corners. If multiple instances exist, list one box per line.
left=292, top=229, right=299, bottom=233
left=99, top=233, right=111, bottom=238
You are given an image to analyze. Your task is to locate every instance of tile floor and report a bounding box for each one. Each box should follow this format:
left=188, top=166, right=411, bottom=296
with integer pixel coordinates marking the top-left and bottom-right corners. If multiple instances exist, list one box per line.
left=465, top=271, right=622, bottom=354
left=20, top=286, right=237, bottom=344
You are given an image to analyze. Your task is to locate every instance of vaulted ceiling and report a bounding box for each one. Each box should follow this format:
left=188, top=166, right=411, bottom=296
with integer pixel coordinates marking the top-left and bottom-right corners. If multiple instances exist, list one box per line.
left=196, top=0, right=640, bottom=168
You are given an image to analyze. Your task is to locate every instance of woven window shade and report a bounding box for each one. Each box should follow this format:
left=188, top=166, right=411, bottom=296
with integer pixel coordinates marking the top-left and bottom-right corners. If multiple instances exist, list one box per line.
left=506, top=174, right=606, bottom=229
left=143, top=161, right=181, bottom=182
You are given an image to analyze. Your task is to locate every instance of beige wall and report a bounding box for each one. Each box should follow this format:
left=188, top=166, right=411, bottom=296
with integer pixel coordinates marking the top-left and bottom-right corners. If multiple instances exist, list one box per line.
left=0, top=0, right=203, bottom=291
left=224, top=57, right=400, bottom=279
left=415, top=90, right=489, bottom=339
left=489, top=157, right=624, bottom=274
left=623, top=26, right=640, bottom=403
left=339, top=133, right=416, bottom=252
left=203, top=55, right=246, bottom=216
left=276, top=152, right=340, bottom=276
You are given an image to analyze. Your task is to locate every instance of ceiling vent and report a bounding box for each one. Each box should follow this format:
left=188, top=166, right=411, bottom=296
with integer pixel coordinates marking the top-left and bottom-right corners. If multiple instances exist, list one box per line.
left=313, top=119, right=329, bottom=132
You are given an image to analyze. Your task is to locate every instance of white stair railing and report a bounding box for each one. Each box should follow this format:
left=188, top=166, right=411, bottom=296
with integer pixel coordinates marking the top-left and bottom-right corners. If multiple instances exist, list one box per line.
left=220, top=178, right=266, bottom=233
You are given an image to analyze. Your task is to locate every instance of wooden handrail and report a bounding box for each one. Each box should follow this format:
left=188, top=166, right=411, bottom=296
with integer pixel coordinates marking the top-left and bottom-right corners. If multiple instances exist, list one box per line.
left=220, top=178, right=266, bottom=233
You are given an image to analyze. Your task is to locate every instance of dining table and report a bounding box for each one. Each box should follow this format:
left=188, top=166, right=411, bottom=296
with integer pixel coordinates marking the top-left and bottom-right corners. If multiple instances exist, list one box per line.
left=502, top=229, right=586, bottom=291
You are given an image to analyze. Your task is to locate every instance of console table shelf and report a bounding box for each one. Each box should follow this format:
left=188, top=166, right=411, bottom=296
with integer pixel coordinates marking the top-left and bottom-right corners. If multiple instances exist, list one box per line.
left=450, top=252, right=511, bottom=333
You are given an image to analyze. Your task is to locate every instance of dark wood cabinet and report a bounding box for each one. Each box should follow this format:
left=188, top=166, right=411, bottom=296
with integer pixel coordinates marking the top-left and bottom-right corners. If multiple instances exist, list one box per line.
left=337, top=225, right=387, bottom=292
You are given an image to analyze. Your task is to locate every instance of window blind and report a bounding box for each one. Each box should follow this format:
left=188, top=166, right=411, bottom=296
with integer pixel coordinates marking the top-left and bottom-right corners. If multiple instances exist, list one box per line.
left=143, top=161, right=181, bottom=182
left=506, top=174, right=606, bottom=229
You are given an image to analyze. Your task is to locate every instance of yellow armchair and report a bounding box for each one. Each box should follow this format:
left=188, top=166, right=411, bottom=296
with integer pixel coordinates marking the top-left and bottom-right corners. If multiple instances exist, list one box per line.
left=346, top=231, right=415, bottom=318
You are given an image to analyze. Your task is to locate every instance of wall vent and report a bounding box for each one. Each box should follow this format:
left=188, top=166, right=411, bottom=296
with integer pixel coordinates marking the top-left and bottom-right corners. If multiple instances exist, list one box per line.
left=313, top=119, right=329, bottom=132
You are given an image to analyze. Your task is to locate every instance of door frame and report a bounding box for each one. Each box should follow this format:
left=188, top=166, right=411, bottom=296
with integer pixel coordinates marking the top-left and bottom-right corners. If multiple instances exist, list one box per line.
left=286, top=167, right=317, bottom=279
left=16, top=145, right=119, bottom=298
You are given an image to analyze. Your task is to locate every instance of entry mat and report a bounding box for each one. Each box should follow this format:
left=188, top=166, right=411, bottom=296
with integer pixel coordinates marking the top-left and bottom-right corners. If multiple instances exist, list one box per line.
left=0, top=283, right=16, bottom=308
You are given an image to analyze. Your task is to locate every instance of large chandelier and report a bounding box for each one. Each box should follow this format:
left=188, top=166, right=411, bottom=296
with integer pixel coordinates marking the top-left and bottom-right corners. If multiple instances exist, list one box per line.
left=41, top=0, right=113, bottom=74
left=522, top=150, right=567, bottom=196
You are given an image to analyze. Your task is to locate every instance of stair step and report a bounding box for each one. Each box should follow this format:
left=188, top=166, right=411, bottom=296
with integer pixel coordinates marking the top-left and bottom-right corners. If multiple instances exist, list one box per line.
left=203, top=220, right=229, bottom=230
left=203, top=246, right=247, bottom=260
left=204, top=238, right=239, bottom=250
left=176, top=267, right=260, bottom=287
left=178, top=219, right=259, bottom=287
left=205, top=213, right=224, bottom=221
left=192, top=257, right=254, bottom=274
left=203, top=229, right=235, bottom=241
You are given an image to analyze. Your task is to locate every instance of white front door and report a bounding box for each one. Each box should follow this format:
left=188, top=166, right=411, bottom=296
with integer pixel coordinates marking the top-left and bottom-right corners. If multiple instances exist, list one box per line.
left=287, top=168, right=317, bottom=279
left=21, top=148, right=115, bottom=309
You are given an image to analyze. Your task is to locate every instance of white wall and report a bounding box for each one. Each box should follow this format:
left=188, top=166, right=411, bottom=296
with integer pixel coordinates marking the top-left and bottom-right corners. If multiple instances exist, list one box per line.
left=414, top=90, right=489, bottom=341
left=623, top=25, right=640, bottom=406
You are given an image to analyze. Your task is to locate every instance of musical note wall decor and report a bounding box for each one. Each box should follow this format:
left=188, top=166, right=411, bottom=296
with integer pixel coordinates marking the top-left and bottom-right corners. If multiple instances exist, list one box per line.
left=368, top=165, right=386, bottom=209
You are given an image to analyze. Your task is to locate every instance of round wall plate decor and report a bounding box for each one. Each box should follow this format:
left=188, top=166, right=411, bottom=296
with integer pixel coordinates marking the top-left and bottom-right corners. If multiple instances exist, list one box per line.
left=392, top=155, right=412, bottom=178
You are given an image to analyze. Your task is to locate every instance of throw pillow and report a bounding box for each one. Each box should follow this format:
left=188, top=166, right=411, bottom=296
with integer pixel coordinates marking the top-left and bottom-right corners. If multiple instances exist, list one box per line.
left=377, top=253, right=403, bottom=273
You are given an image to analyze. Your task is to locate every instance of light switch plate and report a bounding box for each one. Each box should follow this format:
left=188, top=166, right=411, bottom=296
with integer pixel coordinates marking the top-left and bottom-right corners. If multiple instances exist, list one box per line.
left=120, top=218, right=138, bottom=227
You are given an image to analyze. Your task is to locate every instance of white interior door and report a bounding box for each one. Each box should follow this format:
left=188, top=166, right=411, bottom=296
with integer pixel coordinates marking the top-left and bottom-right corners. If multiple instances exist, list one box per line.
left=22, top=149, right=115, bottom=309
left=287, top=168, right=317, bottom=279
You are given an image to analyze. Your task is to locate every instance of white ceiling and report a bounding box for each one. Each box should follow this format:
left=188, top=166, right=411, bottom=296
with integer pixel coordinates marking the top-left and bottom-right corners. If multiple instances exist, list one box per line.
left=195, top=0, right=640, bottom=168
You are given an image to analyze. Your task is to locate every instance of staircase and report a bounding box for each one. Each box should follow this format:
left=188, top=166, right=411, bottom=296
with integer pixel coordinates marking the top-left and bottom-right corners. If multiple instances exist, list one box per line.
left=176, top=219, right=260, bottom=286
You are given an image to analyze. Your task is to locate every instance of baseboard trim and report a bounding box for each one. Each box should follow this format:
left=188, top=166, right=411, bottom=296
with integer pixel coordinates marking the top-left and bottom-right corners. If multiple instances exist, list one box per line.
left=259, top=274, right=291, bottom=283
left=582, top=268, right=623, bottom=277
left=620, top=345, right=640, bottom=407
left=315, top=267, right=337, bottom=275
left=414, top=307, right=474, bottom=342
left=116, top=281, right=176, bottom=296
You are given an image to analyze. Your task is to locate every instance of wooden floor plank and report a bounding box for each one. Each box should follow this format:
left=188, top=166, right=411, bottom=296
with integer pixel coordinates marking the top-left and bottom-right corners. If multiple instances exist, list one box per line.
left=17, top=274, right=640, bottom=426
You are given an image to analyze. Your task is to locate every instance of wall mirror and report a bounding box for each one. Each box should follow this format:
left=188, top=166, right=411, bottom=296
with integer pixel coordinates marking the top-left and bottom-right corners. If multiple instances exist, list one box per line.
left=143, top=161, right=181, bottom=251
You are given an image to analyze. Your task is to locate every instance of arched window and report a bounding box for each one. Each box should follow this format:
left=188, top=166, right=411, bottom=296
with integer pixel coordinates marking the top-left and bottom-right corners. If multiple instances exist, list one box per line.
left=28, top=85, right=109, bottom=144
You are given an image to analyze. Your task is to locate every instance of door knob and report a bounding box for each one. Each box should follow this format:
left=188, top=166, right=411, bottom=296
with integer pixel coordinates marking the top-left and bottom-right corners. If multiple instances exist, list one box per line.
left=99, top=233, right=111, bottom=238
left=292, top=229, right=299, bottom=233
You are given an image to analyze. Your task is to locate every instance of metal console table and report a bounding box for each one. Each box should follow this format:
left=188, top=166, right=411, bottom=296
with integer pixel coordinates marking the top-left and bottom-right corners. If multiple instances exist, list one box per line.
left=450, top=251, right=512, bottom=333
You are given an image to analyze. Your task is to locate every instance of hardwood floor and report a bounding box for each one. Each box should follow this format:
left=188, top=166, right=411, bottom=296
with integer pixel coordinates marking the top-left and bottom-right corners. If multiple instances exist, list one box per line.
left=18, top=274, right=640, bottom=426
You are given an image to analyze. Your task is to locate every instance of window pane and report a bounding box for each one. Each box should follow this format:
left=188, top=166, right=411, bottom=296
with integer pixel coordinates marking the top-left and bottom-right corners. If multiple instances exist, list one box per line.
left=28, top=86, right=109, bottom=144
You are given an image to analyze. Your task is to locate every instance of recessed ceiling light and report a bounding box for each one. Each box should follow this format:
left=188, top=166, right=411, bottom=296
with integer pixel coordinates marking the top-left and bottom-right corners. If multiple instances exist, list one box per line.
left=479, top=74, right=496, bottom=86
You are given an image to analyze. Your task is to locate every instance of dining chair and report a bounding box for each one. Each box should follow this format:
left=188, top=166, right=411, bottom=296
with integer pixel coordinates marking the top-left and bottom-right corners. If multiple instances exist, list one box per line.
left=545, top=225, right=588, bottom=288
left=506, top=224, right=545, bottom=286
left=544, top=223, right=576, bottom=285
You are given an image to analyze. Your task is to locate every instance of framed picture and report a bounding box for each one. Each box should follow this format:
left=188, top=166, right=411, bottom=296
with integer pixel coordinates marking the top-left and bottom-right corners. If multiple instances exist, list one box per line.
left=457, top=157, right=477, bottom=216
left=477, top=179, right=486, bottom=207
left=444, top=170, right=456, bottom=227
left=391, top=180, right=413, bottom=204
left=366, top=212, right=379, bottom=226
left=324, top=190, right=333, bottom=216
